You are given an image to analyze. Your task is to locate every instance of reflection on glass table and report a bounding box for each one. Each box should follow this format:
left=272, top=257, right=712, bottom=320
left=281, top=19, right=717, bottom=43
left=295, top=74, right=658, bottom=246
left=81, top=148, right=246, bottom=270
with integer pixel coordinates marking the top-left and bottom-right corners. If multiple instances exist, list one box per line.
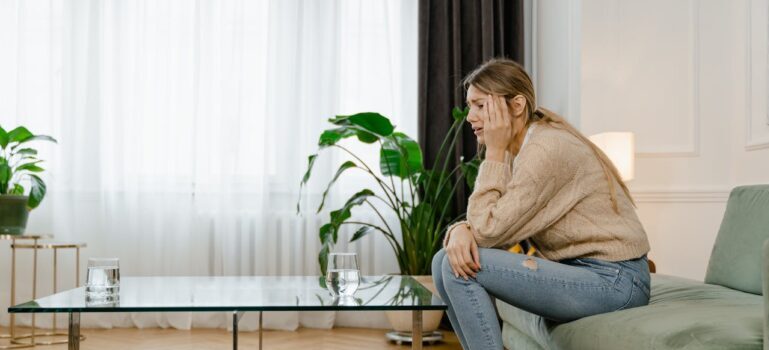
left=9, top=275, right=446, bottom=350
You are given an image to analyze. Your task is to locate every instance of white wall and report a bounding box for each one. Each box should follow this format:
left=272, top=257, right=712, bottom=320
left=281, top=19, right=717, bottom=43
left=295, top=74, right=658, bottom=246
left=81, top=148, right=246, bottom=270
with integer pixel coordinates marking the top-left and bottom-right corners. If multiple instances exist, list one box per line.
left=533, top=0, right=582, bottom=125
left=579, top=0, right=769, bottom=280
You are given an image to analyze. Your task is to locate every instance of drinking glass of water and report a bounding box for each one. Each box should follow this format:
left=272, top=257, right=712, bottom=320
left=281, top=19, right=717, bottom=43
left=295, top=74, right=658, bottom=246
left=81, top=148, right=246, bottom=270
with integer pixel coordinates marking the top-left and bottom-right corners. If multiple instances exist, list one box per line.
left=85, top=258, right=120, bottom=304
left=325, top=253, right=360, bottom=297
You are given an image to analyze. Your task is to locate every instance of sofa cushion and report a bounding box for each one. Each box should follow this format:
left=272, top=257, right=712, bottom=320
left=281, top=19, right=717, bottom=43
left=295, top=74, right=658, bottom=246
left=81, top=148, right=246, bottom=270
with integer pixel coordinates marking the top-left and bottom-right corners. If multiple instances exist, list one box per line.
left=497, top=274, right=763, bottom=350
left=501, top=321, right=547, bottom=350
left=705, top=185, right=769, bottom=295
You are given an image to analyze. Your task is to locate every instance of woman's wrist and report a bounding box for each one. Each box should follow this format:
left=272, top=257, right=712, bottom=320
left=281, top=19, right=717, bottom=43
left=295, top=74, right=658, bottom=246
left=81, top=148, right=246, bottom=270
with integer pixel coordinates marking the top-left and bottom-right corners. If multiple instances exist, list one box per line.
left=485, top=147, right=506, bottom=162
left=444, top=221, right=470, bottom=247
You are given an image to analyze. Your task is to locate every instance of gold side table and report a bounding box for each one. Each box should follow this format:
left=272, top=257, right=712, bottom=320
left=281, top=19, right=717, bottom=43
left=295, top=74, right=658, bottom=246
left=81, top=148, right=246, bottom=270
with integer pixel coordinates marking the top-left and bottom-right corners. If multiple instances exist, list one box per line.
left=1, top=234, right=51, bottom=350
left=7, top=240, right=87, bottom=347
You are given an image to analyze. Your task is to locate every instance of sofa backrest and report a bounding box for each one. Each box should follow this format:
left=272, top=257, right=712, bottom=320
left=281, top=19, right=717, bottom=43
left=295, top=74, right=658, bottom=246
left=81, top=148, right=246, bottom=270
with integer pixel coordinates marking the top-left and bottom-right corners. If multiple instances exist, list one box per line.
left=704, top=185, right=769, bottom=295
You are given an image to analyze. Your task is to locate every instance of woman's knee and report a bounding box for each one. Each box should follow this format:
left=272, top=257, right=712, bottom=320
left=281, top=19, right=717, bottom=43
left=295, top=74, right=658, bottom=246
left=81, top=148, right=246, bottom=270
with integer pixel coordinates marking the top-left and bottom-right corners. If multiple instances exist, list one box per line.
left=440, top=251, right=458, bottom=280
left=432, top=249, right=447, bottom=281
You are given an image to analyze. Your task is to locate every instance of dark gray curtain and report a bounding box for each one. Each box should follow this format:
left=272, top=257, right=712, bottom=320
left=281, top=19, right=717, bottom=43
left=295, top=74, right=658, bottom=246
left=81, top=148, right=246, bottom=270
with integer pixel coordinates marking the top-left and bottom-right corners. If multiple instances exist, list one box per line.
left=418, top=0, right=525, bottom=217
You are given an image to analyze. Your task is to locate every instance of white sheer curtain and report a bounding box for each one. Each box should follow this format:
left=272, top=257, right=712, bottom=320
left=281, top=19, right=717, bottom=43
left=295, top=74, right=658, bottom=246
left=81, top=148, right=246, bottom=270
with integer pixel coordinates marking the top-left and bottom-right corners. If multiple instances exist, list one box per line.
left=0, top=0, right=417, bottom=330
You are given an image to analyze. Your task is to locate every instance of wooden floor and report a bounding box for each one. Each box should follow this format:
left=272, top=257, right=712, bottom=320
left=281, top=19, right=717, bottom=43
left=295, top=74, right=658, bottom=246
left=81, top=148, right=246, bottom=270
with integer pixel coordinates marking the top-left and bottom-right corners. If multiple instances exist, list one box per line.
left=0, top=327, right=462, bottom=349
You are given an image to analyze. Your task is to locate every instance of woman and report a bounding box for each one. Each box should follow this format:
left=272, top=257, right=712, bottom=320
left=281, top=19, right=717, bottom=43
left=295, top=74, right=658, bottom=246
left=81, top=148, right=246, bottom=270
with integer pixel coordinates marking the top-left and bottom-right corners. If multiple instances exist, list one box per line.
left=431, top=58, right=651, bottom=350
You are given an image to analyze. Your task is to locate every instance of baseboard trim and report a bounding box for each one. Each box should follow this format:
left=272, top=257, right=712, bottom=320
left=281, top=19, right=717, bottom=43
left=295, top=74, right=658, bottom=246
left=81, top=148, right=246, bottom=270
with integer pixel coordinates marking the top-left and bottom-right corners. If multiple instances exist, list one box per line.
left=631, top=190, right=730, bottom=203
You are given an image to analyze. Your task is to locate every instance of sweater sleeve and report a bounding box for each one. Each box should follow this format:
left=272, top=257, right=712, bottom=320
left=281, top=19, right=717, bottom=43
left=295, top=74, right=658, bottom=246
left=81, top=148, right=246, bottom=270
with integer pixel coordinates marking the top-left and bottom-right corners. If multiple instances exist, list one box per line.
left=467, top=140, right=578, bottom=248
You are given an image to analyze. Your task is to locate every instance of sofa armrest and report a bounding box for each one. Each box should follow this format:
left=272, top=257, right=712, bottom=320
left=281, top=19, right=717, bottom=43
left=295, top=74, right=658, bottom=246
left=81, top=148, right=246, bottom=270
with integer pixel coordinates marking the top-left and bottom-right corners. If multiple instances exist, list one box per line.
left=763, top=238, right=769, bottom=350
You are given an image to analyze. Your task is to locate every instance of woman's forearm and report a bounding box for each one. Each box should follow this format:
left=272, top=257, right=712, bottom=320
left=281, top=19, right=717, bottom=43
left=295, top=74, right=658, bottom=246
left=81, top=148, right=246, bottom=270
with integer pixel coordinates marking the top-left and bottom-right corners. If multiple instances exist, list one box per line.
left=485, top=147, right=506, bottom=163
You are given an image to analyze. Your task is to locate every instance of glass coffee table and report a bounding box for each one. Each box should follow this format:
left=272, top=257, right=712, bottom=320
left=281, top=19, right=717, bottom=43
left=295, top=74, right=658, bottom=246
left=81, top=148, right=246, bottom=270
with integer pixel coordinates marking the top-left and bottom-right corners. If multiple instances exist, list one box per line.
left=8, top=275, right=446, bottom=350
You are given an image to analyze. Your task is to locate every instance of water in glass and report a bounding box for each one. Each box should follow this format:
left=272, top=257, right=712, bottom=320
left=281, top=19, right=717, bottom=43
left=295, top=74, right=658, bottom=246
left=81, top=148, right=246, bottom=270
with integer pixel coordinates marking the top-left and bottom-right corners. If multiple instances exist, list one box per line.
left=325, top=253, right=360, bottom=297
left=326, top=269, right=361, bottom=296
left=86, top=258, right=120, bottom=303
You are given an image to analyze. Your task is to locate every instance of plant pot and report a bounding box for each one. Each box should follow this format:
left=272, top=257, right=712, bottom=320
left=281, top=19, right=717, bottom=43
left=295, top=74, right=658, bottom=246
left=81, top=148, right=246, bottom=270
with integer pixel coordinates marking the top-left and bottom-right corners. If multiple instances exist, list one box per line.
left=0, top=195, right=29, bottom=235
left=385, top=275, right=444, bottom=333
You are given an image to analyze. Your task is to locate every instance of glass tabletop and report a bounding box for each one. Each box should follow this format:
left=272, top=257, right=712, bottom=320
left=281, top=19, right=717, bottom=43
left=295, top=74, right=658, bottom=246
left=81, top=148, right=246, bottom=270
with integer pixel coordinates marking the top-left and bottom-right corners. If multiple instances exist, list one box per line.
left=0, top=233, right=53, bottom=240
left=9, top=275, right=447, bottom=313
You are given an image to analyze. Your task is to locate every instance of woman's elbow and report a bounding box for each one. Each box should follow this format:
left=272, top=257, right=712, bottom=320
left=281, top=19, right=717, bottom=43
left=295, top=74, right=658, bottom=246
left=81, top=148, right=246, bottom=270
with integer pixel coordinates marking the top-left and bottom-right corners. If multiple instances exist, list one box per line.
left=473, top=234, right=497, bottom=248
left=468, top=224, right=500, bottom=246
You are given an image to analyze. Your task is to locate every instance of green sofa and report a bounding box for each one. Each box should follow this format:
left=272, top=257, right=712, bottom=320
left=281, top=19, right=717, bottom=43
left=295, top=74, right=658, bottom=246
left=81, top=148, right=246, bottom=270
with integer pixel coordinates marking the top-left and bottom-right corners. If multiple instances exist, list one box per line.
left=497, top=185, right=769, bottom=349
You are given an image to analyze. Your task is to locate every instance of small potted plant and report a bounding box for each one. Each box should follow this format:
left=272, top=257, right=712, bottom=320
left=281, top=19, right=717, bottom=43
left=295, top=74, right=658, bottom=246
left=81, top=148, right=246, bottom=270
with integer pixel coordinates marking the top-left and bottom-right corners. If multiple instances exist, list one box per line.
left=0, top=126, right=57, bottom=235
left=298, top=108, right=480, bottom=338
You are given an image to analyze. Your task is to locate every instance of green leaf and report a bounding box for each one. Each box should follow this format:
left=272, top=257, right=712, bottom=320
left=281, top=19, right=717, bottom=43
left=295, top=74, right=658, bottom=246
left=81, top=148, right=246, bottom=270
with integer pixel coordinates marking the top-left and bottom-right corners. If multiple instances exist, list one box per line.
left=460, top=157, right=481, bottom=189
left=318, top=127, right=356, bottom=147
left=16, top=161, right=44, bottom=173
left=316, top=161, right=357, bottom=213
left=12, top=135, right=57, bottom=150
left=300, top=154, right=318, bottom=185
left=7, top=127, right=33, bottom=143
left=329, top=112, right=395, bottom=137
left=403, top=202, right=436, bottom=250
left=320, top=189, right=374, bottom=258
left=319, top=223, right=335, bottom=246
left=10, top=183, right=24, bottom=195
left=409, top=202, right=435, bottom=235
left=16, top=156, right=38, bottom=163
left=415, top=169, right=453, bottom=220
left=317, top=276, right=327, bottom=290
left=296, top=154, right=319, bottom=214
left=317, top=224, right=335, bottom=276
left=319, top=125, right=380, bottom=145
left=328, top=189, right=376, bottom=244
left=0, top=162, right=8, bottom=182
left=350, top=226, right=374, bottom=242
left=28, top=174, right=46, bottom=209
left=380, top=132, right=423, bottom=178
left=319, top=186, right=374, bottom=274
left=342, top=189, right=375, bottom=209
left=23, top=135, right=57, bottom=143
left=355, top=130, right=379, bottom=144
left=0, top=126, right=8, bottom=149
left=319, top=244, right=331, bottom=276
left=0, top=162, right=10, bottom=194
left=16, top=148, right=37, bottom=156
left=452, top=106, right=469, bottom=122
left=329, top=208, right=351, bottom=242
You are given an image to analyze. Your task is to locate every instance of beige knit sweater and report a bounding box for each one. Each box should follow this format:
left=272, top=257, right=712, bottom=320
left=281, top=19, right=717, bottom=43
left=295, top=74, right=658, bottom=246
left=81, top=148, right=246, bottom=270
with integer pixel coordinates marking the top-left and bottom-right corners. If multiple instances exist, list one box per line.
left=459, top=123, right=650, bottom=262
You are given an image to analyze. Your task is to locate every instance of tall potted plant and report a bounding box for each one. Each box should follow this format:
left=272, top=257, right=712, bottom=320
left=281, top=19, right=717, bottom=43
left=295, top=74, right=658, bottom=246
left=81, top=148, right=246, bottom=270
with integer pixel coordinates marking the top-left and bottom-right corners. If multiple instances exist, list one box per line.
left=0, top=126, right=57, bottom=235
left=297, top=107, right=480, bottom=335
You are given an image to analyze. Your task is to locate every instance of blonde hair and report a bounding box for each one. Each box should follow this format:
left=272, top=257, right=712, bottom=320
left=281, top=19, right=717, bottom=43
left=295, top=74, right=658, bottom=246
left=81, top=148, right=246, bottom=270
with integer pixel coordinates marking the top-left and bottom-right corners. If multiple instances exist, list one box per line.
left=462, top=58, right=635, bottom=213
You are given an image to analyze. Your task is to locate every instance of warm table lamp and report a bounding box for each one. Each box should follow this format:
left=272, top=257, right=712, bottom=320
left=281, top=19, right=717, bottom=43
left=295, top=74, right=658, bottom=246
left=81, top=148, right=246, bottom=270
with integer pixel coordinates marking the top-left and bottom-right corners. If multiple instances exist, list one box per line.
left=587, top=132, right=635, bottom=181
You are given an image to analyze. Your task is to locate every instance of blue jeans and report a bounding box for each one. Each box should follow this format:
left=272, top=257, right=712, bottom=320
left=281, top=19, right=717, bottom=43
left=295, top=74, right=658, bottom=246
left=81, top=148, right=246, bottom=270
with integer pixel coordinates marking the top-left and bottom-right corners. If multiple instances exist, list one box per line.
left=431, top=248, right=650, bottom=350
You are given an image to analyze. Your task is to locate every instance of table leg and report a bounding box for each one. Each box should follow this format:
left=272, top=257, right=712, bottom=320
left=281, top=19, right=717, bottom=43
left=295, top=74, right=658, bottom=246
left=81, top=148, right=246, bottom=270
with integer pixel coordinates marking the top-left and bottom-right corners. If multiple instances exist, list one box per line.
left=259, top=311, right=263, bottom=350
left=1, top=240, right=30, bottom=350
left=75, top=247, right=80, bottom=286
left=68, top=313, right=80, bottom=350
left=31, top=239, right=37, bottom=344
left=411, top=310, right=422, bottom=350
left=232, top=311, right=244, bottom=350
left=10, top=239, right=16, bottom=339
left=53, top=248, right=58, bottom=332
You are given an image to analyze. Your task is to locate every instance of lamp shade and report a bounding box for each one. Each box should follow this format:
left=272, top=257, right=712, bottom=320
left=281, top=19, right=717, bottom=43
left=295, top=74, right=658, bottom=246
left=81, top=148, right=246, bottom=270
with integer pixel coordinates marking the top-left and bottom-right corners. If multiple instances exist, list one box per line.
left=588, top=132, right=635, bottom=181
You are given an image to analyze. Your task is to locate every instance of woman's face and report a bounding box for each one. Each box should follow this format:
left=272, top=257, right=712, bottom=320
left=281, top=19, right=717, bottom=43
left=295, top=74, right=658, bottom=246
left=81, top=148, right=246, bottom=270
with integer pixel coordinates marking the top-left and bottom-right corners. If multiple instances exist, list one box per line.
left=465, top=85, right=490, bottom=144
left=465, top=85, right=524, bottom=145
